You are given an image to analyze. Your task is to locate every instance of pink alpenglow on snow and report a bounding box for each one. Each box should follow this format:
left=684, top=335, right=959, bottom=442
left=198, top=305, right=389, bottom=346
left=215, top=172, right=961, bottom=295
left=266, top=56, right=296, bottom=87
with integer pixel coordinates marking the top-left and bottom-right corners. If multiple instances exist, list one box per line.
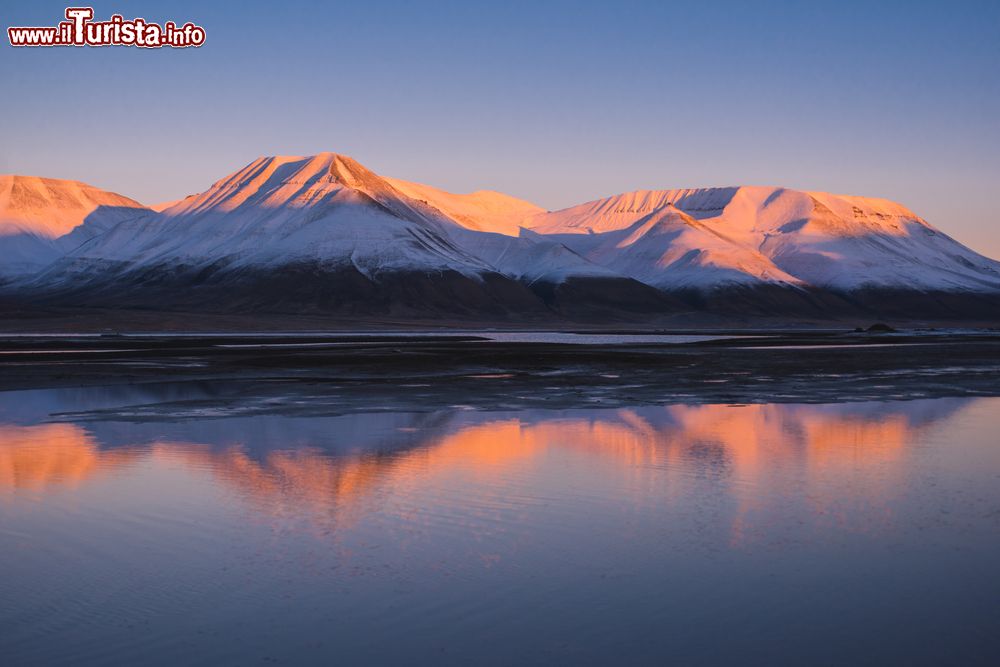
left=2, top=154, right=999, bottom=306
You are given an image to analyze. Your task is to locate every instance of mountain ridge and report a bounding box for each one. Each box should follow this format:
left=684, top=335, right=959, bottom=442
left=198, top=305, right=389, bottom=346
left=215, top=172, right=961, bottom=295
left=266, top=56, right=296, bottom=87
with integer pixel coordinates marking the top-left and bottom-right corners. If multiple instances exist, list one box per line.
left=2, top=153, right=999, bottom=324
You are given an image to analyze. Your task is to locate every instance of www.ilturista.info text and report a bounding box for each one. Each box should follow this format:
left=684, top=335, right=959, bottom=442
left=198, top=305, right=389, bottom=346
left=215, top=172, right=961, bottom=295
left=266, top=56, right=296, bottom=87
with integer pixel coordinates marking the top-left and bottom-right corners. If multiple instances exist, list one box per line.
left=8, top=7, right=205, bottom=48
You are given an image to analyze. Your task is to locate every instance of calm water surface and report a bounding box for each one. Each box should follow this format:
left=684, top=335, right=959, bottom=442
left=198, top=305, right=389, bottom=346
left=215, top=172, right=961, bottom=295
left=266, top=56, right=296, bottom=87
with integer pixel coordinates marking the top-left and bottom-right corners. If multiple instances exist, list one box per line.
left=1, top=388, right=998, bottom=665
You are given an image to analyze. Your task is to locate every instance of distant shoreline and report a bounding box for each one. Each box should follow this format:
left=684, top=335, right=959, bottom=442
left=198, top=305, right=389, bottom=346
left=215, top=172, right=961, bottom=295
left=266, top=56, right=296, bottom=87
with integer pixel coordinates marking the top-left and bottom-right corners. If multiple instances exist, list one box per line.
left=3, top=331, right=999, bottom=416
left=1, top=302, right=999, bottom=335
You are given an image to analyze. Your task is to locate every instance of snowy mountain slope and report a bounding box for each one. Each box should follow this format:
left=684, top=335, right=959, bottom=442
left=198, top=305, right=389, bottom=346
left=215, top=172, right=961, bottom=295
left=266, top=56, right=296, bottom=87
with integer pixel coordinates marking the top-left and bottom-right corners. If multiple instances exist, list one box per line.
left=545, top=204, right=802, bottom=290
left=0, top=175, right=149, bottom=278
left=381, top=176, right=620, bottom=284
left=150, top=198, right=185, bottom=212
left=446, top=227, right=620, bottom=284
left=526, top=188, right=740, bottom=234
left=384, top=177, right=544, bottom=236
left=528, top=186, right=1000, bottom=293
left=753, top=189, right=1000, bottom=291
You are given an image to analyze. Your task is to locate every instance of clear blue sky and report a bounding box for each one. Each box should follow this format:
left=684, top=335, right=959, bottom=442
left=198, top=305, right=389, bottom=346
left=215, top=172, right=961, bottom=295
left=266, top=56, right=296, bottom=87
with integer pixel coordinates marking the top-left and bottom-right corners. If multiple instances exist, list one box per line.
left=2, top=0, right=998, bottom=257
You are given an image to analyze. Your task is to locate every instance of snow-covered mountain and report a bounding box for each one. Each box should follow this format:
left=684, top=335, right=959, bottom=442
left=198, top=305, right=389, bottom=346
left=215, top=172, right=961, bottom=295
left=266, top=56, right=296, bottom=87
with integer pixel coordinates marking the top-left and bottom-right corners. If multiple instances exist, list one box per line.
left=21, top=154, right=664, bottom=317
left=526, top=186, right=1000, bottom=293
left=0, top=175, right=148, bottom=279
left=533, top=203, right=802, bottom=290
left=51, top=152, right=600, bottom=280
left=2, top=154, right=999, bottom=322
left=57, top=153, right=495, bottom=279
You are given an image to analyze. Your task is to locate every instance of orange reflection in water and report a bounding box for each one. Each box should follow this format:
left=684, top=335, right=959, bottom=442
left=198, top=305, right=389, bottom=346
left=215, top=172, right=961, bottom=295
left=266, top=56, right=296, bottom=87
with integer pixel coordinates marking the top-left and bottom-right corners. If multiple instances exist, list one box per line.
left=0, top=402, right=950, bottom=539
left=0, top=424, right=140, bottom=492
left=400, top=403, right=914, bottom=484
left=146, top=443, right=392, bottom=526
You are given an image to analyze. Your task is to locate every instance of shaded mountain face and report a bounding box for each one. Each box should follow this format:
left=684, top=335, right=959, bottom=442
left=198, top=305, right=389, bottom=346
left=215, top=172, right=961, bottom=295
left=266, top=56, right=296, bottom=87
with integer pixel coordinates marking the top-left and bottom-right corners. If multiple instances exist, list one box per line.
left=0, top=175, right=149, bottom=278
left=2, top=154, right=999, bottom=323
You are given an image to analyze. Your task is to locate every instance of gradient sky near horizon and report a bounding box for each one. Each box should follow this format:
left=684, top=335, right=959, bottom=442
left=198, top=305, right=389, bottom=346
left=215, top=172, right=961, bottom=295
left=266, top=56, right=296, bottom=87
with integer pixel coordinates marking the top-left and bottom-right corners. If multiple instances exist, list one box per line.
left=2, top=0, right=998, bottom=257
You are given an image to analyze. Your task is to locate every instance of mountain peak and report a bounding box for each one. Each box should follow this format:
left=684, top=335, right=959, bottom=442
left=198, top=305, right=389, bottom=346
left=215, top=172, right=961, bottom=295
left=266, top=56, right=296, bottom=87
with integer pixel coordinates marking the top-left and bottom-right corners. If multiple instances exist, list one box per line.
left=247, top=152, right=366, bottom=176
left=163, top=152, right=392, bottom=216
left=324, top=153, right=385, bottom=191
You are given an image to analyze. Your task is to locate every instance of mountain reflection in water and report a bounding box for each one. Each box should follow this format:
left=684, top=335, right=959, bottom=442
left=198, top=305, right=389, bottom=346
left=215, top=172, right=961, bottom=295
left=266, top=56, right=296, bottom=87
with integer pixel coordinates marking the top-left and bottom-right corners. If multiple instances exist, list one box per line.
left=0, top=398, right=977, bottom=533
left=1, top=390, right=998, bottom=665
